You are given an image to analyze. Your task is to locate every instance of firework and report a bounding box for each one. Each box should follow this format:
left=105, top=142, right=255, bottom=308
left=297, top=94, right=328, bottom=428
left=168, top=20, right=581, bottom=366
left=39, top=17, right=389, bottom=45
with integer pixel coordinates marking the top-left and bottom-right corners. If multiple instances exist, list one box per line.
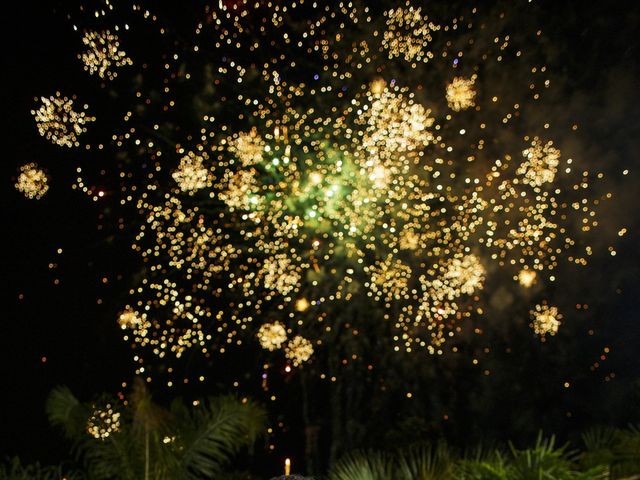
left=31, top=93, right=94, bottom=147
left=446, top=76, right=477, bottom=111
left=79, top=30, right=132, bottom=80
left=15, top=163, right=49, bottom=199
left=172, top=152, right=211, bottom=193
left=257, top=322, right=288, bottom=351
left=285, top=336, right=314, bottom=366
left=229, top=129, right=265, bottom=166
left=530, top=303, right=562, bottom=337
left=382, top=4, right=440, bottom=63
left=30, top=1, right=621, bottom=372
left=87, top=404, right=121, bottom=440
left=517, top=137, right=561, bottom=187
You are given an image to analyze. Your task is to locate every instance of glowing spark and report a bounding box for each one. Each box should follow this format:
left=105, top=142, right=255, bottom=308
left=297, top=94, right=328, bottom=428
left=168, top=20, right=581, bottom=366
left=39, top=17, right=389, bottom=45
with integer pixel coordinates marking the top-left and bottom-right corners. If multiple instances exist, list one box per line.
left=295, top=298, right=310, bottom=312
left=518, top=269, right=537, bottom=288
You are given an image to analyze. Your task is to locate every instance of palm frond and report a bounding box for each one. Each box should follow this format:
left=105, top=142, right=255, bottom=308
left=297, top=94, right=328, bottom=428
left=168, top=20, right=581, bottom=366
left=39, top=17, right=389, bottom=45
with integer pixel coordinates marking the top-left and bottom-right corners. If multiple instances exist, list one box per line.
left=582, top=427, right=618, bottom=452
left=396, top=442, right=455, bottom=480
left=456, top=450, right=510, bottom=480
left=174, top=395, right=266, bottom=480
left=328, top=451, right=394, bottom=480
left=46, top=386, right=88, bottom=440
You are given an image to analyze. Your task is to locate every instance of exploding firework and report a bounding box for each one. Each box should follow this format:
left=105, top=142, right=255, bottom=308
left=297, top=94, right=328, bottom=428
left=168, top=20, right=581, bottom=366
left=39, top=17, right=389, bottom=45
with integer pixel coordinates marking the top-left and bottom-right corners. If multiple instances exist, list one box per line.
left=382, top=3, right=441, bottom=63
left=172, top=152, right=211, bottom=193
left=86, top=404, right=121, bottom=440
left=79, top=30, right=132, bottom=80
left=285, top=336, right=314, bottom=366
left=257, top=322, right=288, bottom=351
left=26, top=1, right=622, bottom=375
left=446, top=76, right=477, bottom=111
left=530, top=303, right=562, bottom=337
left=15, top=163, right=49, bottom=199
left=31, top=93, right=94, bottom=147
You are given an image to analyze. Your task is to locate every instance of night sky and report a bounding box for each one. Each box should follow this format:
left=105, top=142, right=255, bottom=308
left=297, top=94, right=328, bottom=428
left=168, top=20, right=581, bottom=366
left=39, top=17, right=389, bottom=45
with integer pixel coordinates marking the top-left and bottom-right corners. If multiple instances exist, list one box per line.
left=2, top=0, right=640, bottom=469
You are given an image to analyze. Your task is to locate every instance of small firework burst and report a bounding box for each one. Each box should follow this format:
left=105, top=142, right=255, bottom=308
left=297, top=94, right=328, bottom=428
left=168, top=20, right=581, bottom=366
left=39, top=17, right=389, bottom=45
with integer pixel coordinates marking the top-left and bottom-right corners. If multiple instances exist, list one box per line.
left=442, top=254, right=486, bottom=297
left=517, top=137, right=561, bottom=187
left=229, top=129, right=265, bottom=166
left=86, top=404, right=121, bottom=440
left=260, top=253, right=301, bottom=297
left=172, top=152, right=211, bottom=193
left=257, top=322, right=288, bottom=351
left=366, top=255, right=412, bottom=302
left=530, top=303, right=562, bottom=337
left=518, top=269, right=537, bottom=288
left=31, top=93, right=94, bottom=147
left=382, top=4, right=440, bottom=63
left=15, top=163, right=49, bottom=199
left=79, top=30, right=132, bottom=80
left=285, top=335, right=314, bottom=367
left=446, top=76, right=477, bottom=111
left=118, top=307, right=145, bottom=329
left=219, top=169, right=258, bottom=210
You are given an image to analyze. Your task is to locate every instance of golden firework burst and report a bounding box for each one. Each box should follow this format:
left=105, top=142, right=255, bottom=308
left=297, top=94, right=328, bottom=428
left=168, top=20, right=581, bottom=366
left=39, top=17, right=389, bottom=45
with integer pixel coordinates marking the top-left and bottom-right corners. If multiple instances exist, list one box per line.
left=15, top=163, right=49, bottom=199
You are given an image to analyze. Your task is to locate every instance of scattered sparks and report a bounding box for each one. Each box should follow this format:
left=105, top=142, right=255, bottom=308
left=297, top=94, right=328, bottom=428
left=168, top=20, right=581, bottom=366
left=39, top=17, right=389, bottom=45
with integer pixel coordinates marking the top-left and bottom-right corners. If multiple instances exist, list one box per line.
left=229, top=129, right=266, bottom=166
left=382, top=3, right=440, bottom=63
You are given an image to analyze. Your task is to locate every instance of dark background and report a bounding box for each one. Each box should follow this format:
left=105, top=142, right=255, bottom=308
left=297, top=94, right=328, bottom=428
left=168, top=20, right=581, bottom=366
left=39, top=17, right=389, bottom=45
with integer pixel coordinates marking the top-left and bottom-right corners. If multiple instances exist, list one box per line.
left=1, top=0, right=640, bottom=467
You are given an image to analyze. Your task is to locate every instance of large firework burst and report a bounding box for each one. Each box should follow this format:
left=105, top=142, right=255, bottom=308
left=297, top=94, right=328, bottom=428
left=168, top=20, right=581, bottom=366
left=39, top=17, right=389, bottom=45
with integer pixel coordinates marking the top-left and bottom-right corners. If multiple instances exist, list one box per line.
left=26, top=1, right=622, bottom=377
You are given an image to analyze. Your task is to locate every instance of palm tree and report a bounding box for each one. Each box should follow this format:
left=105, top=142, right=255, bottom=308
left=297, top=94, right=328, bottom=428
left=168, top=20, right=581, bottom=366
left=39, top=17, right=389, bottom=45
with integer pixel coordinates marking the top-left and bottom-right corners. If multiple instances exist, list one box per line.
left=46, top=378, right=266, bottom=480
left=581, top=426, right=640, bottom=479
left=328, top=435, right=614, bottom=480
